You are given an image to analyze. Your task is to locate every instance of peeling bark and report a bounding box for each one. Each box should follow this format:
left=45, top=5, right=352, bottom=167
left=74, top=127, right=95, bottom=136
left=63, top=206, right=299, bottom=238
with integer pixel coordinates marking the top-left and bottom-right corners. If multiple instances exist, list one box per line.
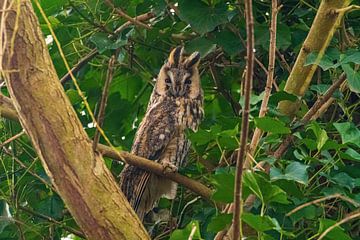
left=0, top=1, right=149, bottom=239
left=278, top=0, right=351, bottom=116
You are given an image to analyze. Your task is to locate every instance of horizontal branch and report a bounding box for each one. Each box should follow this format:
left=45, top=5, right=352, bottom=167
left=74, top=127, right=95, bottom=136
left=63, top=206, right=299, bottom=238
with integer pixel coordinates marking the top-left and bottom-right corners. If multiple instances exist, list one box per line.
left=0, top=94, right=213, bottom=201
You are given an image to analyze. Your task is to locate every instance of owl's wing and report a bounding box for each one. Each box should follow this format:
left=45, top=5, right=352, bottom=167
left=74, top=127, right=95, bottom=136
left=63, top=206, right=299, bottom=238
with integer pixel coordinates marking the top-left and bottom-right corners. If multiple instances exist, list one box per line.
left=131, top=105, right=176, bottom=214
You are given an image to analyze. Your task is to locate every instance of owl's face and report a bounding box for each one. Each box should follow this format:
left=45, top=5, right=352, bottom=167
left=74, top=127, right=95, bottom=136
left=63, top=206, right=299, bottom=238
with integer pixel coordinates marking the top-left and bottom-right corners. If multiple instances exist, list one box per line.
left=155, top=47, right=201, bottom=99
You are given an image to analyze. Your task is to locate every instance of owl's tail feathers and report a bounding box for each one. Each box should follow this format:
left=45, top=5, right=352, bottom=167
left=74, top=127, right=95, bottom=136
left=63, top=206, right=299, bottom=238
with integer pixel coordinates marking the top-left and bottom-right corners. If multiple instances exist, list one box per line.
left=163, top=181, right=178, bottom=199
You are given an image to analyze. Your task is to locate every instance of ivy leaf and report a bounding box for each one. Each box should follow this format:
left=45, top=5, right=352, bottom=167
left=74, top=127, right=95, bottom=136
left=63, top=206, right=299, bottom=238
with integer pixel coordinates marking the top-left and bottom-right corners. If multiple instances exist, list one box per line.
left=207, top=213, right=232, bottom=232
left=342, top=148, right=360, bottom=162
left=185, top=37, right=216, bottom=58
left=333, top=122, right=360, bottom=147
left=242, top=213, right=278, bottom=232
left=318, top=219, right=352, bottom=240
left=178, top=0, right=229, bottom=34
left=271, top=162, right=309, bottom=185
left=341, top=64, right=360, bottom=93
left=340, top=52, right=360, bottom=64
left=305, top=52, right=337, bottom=70
left=307, top=122, right=328, bottom=150
left=254, top=117, right=291, bottom=134
left=170, top=221, right=202, bottom=240
left=243, top=171, right=289, bottom=204
left=211, top=172, right=235, bottom=203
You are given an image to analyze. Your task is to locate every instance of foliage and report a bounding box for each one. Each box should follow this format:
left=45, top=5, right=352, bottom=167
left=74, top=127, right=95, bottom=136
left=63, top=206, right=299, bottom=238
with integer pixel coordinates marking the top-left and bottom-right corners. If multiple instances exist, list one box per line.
left=1, top=0, right=360, bottom=239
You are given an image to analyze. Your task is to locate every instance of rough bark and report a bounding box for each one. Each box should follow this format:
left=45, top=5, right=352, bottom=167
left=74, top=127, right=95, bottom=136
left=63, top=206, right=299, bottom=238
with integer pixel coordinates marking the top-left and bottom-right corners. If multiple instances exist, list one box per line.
left=278, top=0, right=351, bottom=116
left=0, top=1, right=149, bottom=239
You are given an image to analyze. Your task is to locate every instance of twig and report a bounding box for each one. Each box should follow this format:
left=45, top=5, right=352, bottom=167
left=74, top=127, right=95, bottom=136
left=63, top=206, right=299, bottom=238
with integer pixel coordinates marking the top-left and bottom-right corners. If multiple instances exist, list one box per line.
left=114, top=12, right=155, bottom=34
left=93, top=54, right=116, bottom=151
left=104, top=0, right=151, bottom=29
left=69, top=1, right=114, bottom=35
left=209, top=64, right=241, bottom=115
left=301, top=73, right=346, bottom=123
left=276, top=48, right=291, bottom=73
left=60, top=48, right=98, bottom=84
left=318, top=209, right=360, bottom=240
left=246, top=0, right=279, bottom=169
left=233, top=0, right=254, bottom=239
left=19, top=206, right=86, bottom=239
left=335, top=5, right=360, bottom=14
left=0, top=130, right=25, bottom=148
left=286, top=194, right=360, bottom=217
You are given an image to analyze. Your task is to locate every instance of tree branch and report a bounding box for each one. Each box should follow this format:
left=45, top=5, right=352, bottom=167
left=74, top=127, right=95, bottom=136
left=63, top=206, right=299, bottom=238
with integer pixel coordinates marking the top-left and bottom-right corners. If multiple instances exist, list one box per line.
left=0, top=93, right=213, bottom=201
left=104, top=0, right=151, bottom=29
left=93, top=54, right=116, bottom=151
left=233, top=0, right=254, bottom=239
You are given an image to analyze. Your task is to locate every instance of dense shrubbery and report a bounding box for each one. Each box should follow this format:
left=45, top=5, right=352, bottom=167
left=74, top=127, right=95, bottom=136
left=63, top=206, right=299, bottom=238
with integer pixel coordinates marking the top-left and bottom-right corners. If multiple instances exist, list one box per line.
left=1, top=0, right=360, bottom=239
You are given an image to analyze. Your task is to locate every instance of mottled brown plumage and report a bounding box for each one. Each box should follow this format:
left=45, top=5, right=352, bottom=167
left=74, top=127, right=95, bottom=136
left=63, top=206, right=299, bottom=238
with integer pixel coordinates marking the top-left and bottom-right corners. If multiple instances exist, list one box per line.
left=119, top=46, right=204, bottom=220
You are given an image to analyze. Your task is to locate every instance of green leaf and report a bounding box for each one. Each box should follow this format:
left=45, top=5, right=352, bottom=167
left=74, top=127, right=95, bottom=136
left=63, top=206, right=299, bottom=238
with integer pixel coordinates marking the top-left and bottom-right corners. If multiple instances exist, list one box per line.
left=341, top=64, right=360, bottom=93
left=318, top=219, right=352, bottom=240
left=307, top=122, right=328, bottom=150
left=333, top=122, right=360, bottom=147
left=304, top=52, right=337, bottom=70
left=254, top=117, right=291, bottom=134
left=211, top=171, right=235, bottom=203
left=178, top=0, right=229, bottom=34
left=241, top=213, right=277, bottom=232
left=342, top=148, right=360, bottom=162
left=341, top=52, right=360, bottom=64
left=243, top=171, right=289, bottom=204
left=66, top=89, right=82, bottom=105
left=271, top=162, right=309, bottom=185
left=170, top=221, right=202, bottom=240
left=89, top=33, right=127, bottom=53
left=207, top=213, right=232, bottom=232
left=185, top=37, right=216, bottom=58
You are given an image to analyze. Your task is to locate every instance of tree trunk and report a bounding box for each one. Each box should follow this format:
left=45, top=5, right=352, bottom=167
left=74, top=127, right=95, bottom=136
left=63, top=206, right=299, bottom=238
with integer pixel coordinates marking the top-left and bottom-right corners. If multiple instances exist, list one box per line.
left=278, top=0, right=351, bottom=116
left=0, top=1, right=149, bottom=239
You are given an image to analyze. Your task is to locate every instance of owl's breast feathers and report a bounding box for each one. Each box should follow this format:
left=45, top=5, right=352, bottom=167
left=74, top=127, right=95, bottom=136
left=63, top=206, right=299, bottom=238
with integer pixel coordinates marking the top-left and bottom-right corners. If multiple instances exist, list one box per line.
left=120, top=94, right=203, bottom=217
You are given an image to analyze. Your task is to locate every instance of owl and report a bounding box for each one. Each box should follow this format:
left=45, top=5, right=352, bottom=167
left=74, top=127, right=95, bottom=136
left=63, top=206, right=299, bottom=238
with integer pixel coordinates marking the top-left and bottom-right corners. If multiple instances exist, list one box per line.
left=119, top=46, right=204, bottom=220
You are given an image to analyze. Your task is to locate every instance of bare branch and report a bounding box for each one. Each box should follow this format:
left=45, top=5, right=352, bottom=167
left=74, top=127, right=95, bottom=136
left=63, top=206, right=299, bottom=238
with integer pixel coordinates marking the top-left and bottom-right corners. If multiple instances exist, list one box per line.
left=233, top=0, right=254, bottom=239
left=93, top=54, right=116, bottom=151
left=104, top=0, right=151, bottom=29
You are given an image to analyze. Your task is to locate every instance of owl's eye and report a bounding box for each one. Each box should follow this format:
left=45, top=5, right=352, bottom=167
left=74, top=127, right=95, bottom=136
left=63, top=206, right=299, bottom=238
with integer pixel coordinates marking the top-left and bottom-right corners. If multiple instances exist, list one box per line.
left=165, top=78, right=171, bottom=84
left=184, top=78, right=192, bottom=85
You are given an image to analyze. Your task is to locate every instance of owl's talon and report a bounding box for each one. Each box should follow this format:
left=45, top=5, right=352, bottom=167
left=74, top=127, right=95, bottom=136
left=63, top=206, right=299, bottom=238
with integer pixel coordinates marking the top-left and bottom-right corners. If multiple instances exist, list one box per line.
left=161, top=162, right=178, bottom=174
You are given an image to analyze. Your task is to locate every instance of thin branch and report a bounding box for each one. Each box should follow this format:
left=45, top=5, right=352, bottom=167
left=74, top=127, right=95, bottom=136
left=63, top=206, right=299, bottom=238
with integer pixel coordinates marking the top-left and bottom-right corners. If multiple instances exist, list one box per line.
left=318, top=209, right=360, bottom=240
left=60, top=48, right=98, bottom=84
left=114, top=12, right=155, bottom=34
left=0, top=130, right=25, bottom=148
left=104, top=0, right=151, bottom=29
left=233, top=0, right=254, bottom=239
left=93, top=54, right=116, bottom=151
left=286, top=194, right=360, bottom=217
left=276, top=48, right=291, bottom=73
left=246, top=0, right=279, bottom=169
left=19, top=206, right=86, bottom=239
left=69, top=1, right=114, bottom=35
left=335, top=5, right=360, bottom=14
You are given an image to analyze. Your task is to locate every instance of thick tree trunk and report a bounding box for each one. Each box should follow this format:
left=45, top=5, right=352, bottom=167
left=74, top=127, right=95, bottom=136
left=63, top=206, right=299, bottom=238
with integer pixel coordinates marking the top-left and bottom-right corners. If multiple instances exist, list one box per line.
left=278, top=0, right=351, bottom=116
left=0, top=1, right=149, bottom=239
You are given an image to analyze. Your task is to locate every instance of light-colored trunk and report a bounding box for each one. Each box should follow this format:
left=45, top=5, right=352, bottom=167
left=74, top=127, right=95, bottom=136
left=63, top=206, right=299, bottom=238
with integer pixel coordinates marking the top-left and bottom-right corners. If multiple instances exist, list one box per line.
left=0, top=1, right=149, bottom=239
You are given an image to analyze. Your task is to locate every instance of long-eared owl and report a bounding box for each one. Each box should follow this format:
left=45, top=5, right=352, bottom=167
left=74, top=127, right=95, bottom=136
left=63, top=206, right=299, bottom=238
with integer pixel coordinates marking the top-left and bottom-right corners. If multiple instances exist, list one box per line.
left=119, top=46, right=204, bottom=220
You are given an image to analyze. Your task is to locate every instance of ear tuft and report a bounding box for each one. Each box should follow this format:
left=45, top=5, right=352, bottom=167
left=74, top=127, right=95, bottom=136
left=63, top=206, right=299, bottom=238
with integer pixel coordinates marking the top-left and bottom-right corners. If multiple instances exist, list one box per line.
left=168, top=46, right=184, bottom=67
left=184, top=51, right=201, bottom=69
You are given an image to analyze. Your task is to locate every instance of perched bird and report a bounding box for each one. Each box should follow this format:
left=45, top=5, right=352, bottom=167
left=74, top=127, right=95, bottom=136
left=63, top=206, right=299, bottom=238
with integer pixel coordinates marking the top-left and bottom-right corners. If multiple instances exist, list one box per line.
left=119, top=46, right=204, bottom=220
